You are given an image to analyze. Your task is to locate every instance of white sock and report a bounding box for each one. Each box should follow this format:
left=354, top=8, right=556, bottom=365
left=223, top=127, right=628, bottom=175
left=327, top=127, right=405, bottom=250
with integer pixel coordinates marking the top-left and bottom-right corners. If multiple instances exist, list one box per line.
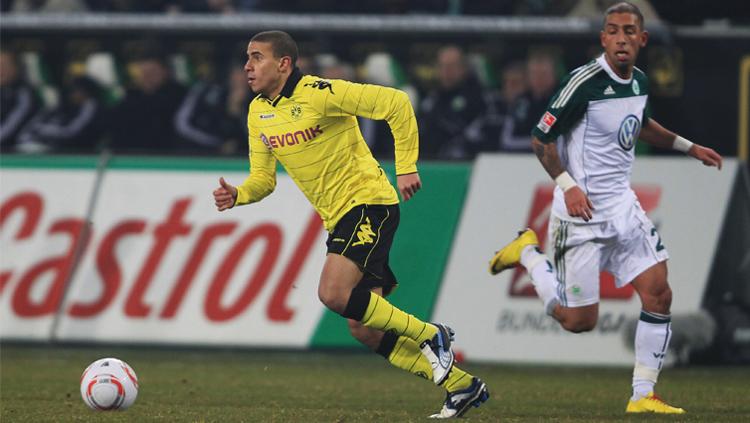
left=520, top=245, right=560, bottom=315
left=632, top=311, right=672, bottom=400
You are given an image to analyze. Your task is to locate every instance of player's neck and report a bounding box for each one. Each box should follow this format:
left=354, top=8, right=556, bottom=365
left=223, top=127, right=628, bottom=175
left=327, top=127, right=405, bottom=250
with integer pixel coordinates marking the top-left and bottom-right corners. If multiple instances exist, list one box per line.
left=604, top=54, right=634, bottom=80
left=265, top=72, right=292, bottom=99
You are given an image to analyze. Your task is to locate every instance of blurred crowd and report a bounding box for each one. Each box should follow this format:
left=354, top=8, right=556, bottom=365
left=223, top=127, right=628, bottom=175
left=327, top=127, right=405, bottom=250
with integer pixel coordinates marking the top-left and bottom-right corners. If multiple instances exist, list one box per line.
left=1, top=43, right=573, bottom=159
left=1, top=48, right=252, bottom=156
left=1, top=0, right=741, bottom=158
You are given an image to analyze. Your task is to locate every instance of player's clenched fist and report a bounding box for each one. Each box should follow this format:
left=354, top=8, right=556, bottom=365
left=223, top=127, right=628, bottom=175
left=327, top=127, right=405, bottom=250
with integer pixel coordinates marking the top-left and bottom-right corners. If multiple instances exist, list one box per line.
left=213, top=177, right=238, bottom=211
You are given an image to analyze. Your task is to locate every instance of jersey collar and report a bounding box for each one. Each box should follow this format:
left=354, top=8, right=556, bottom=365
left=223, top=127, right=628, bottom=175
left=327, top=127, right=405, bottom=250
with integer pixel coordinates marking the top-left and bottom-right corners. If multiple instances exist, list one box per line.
left=266, top=67, right=302, bottom=107
left=596, top=54, right=632, bottom=85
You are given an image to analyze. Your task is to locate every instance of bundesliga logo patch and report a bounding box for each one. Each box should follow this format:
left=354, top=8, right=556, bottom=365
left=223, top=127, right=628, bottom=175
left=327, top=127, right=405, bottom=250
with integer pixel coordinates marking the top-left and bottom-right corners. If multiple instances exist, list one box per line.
left=537, top=111, right=557, bottom=134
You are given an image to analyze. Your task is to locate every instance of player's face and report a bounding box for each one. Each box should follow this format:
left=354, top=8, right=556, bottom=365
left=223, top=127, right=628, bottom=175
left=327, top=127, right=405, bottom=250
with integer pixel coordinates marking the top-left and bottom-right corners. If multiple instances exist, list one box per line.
left=600, top=12, right=648, bottom=78
left=244, top=41, right=285, bottom=97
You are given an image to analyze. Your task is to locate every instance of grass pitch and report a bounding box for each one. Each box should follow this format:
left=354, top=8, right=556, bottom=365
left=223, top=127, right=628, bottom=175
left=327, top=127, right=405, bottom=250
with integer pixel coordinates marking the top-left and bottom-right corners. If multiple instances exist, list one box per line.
left=1, top=344, right=748, bottom=422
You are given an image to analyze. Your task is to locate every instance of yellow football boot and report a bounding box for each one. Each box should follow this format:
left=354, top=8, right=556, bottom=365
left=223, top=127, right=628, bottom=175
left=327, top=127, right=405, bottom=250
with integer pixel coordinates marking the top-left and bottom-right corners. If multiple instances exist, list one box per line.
left=488, top=228, right=539, bottom=275
left=626, top=392, right=686, bottom=414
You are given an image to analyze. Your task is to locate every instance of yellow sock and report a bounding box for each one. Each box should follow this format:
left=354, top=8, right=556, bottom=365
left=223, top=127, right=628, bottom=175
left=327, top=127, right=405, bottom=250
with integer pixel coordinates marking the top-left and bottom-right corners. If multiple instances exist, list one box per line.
left=443, top=365, right=473, bottom=393
left=388, top=336, right=474, bottom=392
left=387, top=336, right=433, bottom=381
left=361, top=293, right=436, bottom=344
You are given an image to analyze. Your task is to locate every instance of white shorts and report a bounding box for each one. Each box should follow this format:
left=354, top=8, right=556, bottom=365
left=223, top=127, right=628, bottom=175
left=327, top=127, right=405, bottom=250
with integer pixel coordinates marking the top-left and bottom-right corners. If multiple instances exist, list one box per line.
left=547, top=200, right=669, bottom=308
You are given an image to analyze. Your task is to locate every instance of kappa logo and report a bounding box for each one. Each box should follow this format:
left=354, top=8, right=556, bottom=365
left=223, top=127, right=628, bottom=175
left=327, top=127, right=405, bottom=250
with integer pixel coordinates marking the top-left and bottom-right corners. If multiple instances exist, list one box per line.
left=352, top=217, right=375, bottom=246
left=536, top=111, right=557, bottom=134
left=508, top=184, right=662, bottom=300
left=603, top=85, right=615, bottom=95
left=304, top=79, right=334, bottom=94
left=259, top=113, right=275, bottom=120
left=618, top=114, right=641, bottom=151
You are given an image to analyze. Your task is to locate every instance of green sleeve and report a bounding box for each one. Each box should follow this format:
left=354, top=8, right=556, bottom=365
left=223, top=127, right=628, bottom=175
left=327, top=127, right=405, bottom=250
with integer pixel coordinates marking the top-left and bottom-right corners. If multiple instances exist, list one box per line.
left=531, top=73, right=589, bottom=143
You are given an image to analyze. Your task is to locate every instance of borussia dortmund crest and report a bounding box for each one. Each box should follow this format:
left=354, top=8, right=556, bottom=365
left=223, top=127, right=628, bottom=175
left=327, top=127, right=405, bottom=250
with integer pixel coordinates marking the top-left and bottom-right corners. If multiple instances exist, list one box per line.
left=291, top=104, right=303, bottom=120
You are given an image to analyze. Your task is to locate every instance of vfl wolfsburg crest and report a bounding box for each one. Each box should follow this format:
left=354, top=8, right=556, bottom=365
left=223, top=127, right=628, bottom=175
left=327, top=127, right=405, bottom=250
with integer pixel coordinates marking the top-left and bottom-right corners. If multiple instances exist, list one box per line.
left=618, top=114, right=641, bottom=151
left=290, top=104, right=302, bottom=119
left=632, top=79, right=640, bottom=95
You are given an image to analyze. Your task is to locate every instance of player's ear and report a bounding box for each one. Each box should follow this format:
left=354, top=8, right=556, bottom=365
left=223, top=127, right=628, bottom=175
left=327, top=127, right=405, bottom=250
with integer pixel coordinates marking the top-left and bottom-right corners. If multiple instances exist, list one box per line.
left=278, top=56, right=292, bottom=72
left=599, top=30, right=606, bottom=49
left=640, top=30, right=649, bottom=47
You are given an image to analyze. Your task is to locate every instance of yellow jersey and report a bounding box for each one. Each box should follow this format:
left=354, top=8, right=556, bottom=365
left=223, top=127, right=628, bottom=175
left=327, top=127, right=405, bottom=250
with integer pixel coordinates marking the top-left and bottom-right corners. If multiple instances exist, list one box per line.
left=235, top=69, right=419, bottom=231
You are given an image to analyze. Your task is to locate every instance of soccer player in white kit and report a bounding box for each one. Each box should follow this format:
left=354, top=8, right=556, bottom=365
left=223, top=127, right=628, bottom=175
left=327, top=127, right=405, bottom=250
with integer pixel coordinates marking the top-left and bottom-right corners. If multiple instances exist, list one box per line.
left=488, top=2, right=722, bottom=414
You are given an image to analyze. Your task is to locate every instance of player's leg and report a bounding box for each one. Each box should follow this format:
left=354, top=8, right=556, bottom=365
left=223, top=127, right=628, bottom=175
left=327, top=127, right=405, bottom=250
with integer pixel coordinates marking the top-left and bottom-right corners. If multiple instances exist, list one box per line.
left=630, top=262, right=673, bottom=396
left=489, top=228, right=560, bottom=315
left=624, top=262, right=683, bottom=413
left=318, top=205, right=454, bottom=385
left=348, top=282, right=479, bottom=390
left=349, top=318, right=489, bottom=418
left=607, top=203, right=683, bottom=414
left=345, top=287, right=435, bottom=383
left=489, top=220, right=600, bottom=332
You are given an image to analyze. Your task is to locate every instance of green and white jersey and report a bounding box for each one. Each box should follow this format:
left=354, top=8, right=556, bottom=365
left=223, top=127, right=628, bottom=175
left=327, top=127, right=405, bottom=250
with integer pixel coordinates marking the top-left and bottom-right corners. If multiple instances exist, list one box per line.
left=532, top=54, right=650, bottom=223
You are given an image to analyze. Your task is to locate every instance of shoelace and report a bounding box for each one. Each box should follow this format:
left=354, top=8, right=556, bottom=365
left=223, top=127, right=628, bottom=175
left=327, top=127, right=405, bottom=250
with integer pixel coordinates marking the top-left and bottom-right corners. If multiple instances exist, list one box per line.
left=646, top=394, right=673, bottom=407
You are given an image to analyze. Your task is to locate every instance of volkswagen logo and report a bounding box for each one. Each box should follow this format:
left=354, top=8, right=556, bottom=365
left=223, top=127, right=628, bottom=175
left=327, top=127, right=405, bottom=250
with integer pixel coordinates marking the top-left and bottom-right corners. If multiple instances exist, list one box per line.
left=618, top=114, right=641, bottom=151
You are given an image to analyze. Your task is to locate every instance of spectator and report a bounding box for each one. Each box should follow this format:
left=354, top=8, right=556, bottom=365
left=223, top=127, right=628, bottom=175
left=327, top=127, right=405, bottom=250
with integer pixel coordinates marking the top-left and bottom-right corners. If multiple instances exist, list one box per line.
left=500, top=51, right=558, bottom=151
left=110, top=56, right=186, bottom=153
left=419, top=45, right=487, bottom=159
left=15, top=76, right=105, bottom=154
left=175, top=65, right=251, bottom=155
left=295, top=54, right=320, bottom=76
left=1, top=49, right=41, bottom=152
left=472, top=61, right=527, bottom=153
left=320, top=60, right=356, bottom=81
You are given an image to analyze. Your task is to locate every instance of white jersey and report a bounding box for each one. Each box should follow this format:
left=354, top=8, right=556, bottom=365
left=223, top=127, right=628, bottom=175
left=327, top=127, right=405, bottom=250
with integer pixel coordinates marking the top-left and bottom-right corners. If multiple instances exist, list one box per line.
left=532, top=54, right=650, bottom=223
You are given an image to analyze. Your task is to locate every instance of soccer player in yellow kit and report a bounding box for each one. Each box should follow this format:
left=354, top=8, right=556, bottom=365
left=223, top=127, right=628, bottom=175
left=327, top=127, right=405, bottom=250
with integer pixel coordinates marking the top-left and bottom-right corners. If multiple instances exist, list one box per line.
left=212, top=31, right=489, bottom=418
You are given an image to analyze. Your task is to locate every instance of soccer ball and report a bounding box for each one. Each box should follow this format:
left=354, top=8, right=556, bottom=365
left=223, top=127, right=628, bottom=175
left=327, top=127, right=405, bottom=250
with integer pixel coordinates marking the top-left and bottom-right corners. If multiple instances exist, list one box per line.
left=80, top=357, right=139, bottom=410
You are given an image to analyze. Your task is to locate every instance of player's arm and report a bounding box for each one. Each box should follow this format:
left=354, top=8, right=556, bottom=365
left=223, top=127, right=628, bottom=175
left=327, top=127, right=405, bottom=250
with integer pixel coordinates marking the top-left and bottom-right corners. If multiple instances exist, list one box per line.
left=307, top=78, right=420, bottom=200
left=530, top=71, right=593, bottom=221
left=213, top=119, right=277, bottom=211
left=639, top=118, right=723, bottom=170
left=531, top=136, right=594, bottom=221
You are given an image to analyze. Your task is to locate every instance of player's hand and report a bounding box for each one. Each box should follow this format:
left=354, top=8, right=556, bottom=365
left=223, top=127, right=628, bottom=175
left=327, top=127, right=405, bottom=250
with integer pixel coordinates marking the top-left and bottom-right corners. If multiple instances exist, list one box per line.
left=213, top=177, right=238, bottom=211
left=564, top=186, right=594, bottom=222
left=688, top=144, right=723, bottom=170
left=397, top=173, right=422, bottom=202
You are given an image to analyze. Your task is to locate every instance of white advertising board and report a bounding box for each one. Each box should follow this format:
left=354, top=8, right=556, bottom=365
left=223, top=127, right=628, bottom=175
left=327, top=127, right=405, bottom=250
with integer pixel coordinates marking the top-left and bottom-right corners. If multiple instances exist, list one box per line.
left=1, top=169, right=97, bottom=339
left=1, top=169, right=329, bottom=346
left=433, top=154, right=737, bottom=365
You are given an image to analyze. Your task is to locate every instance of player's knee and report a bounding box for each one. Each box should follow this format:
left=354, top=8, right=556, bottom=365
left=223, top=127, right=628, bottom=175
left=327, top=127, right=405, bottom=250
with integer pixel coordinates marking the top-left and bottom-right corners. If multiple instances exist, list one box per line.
left=317, top=283, right=346, bottom=313
left=650, top=285, right=673, bottom=314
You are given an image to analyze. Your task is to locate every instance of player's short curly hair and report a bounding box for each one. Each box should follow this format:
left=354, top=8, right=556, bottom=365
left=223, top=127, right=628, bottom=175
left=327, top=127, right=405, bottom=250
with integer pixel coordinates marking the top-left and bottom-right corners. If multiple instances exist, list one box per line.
left=251, top=30, right=299, bottom=66
left=604, top=2, right=644, bottom=29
